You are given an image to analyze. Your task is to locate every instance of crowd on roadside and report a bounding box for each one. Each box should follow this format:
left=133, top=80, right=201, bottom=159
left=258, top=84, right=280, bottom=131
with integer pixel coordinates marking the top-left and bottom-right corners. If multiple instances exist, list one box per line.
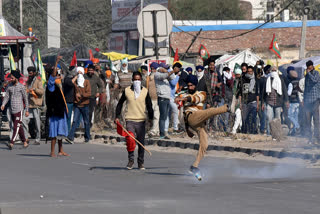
left=1, top=55, right=320, bottom=152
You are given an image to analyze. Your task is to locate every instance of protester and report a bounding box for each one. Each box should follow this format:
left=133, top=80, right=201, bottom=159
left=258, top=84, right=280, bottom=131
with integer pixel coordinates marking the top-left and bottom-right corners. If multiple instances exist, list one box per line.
left=66, top=67, right=91, bottom=144
left=221, top=67, right=234, bottom=132
left=231, top=66, right=242, bottom=134
left=1, top=69, right=29, bottom=150
left=286, top=66, right=301, bottom=136
left=238, top=66, right=259, bottom=134
left=175, top=75, right=228, bottom=177
left=241, top=63, right=248, bottom=75
left=85, top=64, right=103, bottom=126
left=163, top=63, right=182, bottom=136
left=303, top=60, right=320, bottom=144
left=262, top=66, right=289, bottom=135
left=115, top=71, right=154, bottom=170
left=22, top=66, right=44, bottom=145
left=63, top=66, right=76, bottom=132
left=45, top=56, right=69, bottom=157
left=155, top=61, right=180, bottom=139
left=147, top=62, right=160, bottom=137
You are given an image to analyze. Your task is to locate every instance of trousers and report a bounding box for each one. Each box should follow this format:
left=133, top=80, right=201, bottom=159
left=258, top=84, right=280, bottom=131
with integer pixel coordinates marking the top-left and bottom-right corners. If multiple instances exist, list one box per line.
left=187, top=105, right=228, bottom=167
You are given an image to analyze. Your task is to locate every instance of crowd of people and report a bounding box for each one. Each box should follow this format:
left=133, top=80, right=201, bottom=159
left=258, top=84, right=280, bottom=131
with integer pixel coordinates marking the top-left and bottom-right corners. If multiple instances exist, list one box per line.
left=1, top=54, right=320, bottom=175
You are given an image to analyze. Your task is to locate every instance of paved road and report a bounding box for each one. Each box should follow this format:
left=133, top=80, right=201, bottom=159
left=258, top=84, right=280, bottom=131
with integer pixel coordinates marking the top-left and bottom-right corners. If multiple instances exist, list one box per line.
left=0, top=142, right=320, bottom=214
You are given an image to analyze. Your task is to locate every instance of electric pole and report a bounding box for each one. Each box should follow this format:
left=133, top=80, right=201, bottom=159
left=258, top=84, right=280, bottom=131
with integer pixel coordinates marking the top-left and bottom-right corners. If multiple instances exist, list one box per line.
left=138, top=0, right=144, bottom=56
left=299, top=0, right=310, bottom=59
left=20, top=0, right=23, bottom=31
left=0, top=0, right=2, bottom=16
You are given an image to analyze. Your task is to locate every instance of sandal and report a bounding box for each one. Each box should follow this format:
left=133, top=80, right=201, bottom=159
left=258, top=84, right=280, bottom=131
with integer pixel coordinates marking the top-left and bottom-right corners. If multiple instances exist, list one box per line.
left=6, top=143, right=13, bottom=150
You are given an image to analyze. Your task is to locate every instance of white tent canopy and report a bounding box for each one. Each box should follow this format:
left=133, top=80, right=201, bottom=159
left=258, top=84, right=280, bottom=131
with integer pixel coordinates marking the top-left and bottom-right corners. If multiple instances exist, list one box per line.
left=215, top=49, right=261, bottom=73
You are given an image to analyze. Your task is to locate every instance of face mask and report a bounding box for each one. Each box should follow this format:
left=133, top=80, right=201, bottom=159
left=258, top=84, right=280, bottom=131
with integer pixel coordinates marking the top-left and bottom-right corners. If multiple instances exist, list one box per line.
left=133, top=80, right=141, bottom=99
left=197, top=71, right=204, bottom=80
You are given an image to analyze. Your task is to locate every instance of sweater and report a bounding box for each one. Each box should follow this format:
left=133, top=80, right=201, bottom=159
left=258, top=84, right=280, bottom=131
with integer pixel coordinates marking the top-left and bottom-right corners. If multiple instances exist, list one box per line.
left=182, top=91, right=207, bottom=113
left=154, top=71, right=176, bottom=100
left=27, top=76, right=44, bottom=108
left=74, top=80, right=91, bottom=107
left=116, top=86, right=154, bottom=122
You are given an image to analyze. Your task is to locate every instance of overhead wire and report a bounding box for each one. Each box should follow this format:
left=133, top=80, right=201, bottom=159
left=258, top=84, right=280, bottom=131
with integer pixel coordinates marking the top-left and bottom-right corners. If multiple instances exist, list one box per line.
left=172, top=0, right=297, bottom=41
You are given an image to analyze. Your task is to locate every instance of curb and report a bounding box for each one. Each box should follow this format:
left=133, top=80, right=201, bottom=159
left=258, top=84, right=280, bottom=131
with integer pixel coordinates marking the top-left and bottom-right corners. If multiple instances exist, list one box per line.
left=81, top=133, right=320, bottom=161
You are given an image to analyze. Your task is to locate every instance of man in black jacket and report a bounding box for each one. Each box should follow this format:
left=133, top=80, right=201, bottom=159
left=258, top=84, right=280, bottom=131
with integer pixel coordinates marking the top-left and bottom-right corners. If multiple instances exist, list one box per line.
left=238, top=66, right=259, bottom=134
left=63, top=66, right=76, bottom=132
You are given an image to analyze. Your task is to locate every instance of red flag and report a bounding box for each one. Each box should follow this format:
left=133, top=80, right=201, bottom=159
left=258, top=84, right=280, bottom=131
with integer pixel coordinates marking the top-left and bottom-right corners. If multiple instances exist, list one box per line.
left=89, top=49, right=94, bottom=61
left=174, top=48, right=179, bottom=62
left=70, top=51, right=77, bottom=67
left=116, top=121, right=136, bottom=152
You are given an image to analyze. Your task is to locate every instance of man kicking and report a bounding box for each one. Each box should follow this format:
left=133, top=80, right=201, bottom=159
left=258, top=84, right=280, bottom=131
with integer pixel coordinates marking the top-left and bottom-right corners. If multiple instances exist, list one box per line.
left=175, top=75, right=228, bottom=180
left=115, top=71, right=153, bottom=170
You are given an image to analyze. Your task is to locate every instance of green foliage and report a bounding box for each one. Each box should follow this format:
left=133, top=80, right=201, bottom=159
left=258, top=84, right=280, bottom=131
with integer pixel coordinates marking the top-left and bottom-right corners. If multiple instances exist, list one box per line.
left=169, top=0, right=245, bottom=20
left=280, top=0, right=320, bottom=20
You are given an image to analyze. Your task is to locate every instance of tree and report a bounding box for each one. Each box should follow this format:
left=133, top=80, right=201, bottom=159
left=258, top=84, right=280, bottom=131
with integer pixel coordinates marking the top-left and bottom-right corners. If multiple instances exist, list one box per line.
left=280, top=0, right=320, bottom=20
left=169, top=0, right=245, bottom=20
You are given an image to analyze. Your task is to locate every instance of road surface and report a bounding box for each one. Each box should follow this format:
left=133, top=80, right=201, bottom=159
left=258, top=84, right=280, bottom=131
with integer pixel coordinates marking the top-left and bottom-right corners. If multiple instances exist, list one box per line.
left=0, top=142, right=319, bottom=214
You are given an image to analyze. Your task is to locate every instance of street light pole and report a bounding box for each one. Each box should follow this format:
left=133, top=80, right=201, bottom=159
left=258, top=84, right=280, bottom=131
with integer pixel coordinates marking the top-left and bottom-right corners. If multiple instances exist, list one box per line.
left=299, top=14, right=307, bottom=59
left=20, top=0, right=23, bottom=31
left=138, top=0, right=144, bottom=56
left=0, top=0, right=3, bottom=16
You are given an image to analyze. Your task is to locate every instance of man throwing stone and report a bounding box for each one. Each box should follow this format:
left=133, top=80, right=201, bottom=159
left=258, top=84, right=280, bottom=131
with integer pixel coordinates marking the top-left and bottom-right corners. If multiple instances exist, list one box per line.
left=175, top=75, right=228, bottom=179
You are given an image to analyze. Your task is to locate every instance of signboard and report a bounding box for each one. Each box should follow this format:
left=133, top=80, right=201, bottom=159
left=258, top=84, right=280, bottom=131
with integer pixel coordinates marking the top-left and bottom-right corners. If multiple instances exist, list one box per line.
left=112, top=0, right=168, bottom=31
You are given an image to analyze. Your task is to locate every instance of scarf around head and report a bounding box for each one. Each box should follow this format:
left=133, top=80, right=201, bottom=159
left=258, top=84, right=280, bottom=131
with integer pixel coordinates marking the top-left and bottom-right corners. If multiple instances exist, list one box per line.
left=196, top=70, right=204, bottom=80
left=48, top=75, right=56, bottom=92
left=245, top=73, right=255, bottom=93
left=266, top=71, right=282, bottom=95
left=223, top=71, right=233, bottom=84
left=77, top=67, right=85, bottom=88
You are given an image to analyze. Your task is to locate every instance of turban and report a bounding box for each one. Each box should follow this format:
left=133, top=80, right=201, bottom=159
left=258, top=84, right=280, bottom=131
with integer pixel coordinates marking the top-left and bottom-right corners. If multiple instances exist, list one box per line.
left=150, top=62, right=159, bottom=69
left=187, top=74, right=198, bottom=86
left=173, top=61, right=182, bottom=68
left=287, top=66, right=295, bottom=72
left=159, top=62, right=170, bottom=70
left=10, top=70, right=21, bottom=79
left=77, top=67, right=85, bottom=75
left=92, top=58, right=100, bottom=64
left=264, top=65, right=271, bottom=73
left=186, top=67, right=193, bottom=72
left=196, top=65, right=204, bottom=71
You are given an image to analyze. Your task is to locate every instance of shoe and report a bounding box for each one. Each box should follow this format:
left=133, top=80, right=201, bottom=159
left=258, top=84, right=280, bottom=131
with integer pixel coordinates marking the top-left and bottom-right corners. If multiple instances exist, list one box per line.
left=148, top=133, right=158, bottom=138
left=65, top=138, right=74, bottom=144
left=6, top=143, right=13, bottom=150
left=189, top=165, right=200, bottom=174
left=173, top=129, right=184, bottom=134
left=159, top=135, right=170, bottom=140
left=33, top=141, right=40, bottom=145
left=126, top=160, right=134, bottom=170
left=84, top=139, right=90, bottom=143
left=138, top=163, right=145, bottom=170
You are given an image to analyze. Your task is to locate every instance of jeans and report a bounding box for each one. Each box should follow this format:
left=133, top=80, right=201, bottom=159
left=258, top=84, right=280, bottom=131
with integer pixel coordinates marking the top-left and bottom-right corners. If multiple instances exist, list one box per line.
left=66, top=103, right=74, bottom=132
left=22, top=108, right=41, bottom=142
left=165, top=97, right=179, bottom=131
left=68, top=105, right=91, bottom=141
left=266, top=104, right=282, bottom=134
left=288, top=103, right=300, bottom=130
left=126, top=121, right=146, bottom=164
left=305, top=100, right=320, bottom=141
left=158, top=97, right=170, bottom=137
left=242, top=102, right=257, bottom=134
left=258, top=103, right=266, bottom=133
